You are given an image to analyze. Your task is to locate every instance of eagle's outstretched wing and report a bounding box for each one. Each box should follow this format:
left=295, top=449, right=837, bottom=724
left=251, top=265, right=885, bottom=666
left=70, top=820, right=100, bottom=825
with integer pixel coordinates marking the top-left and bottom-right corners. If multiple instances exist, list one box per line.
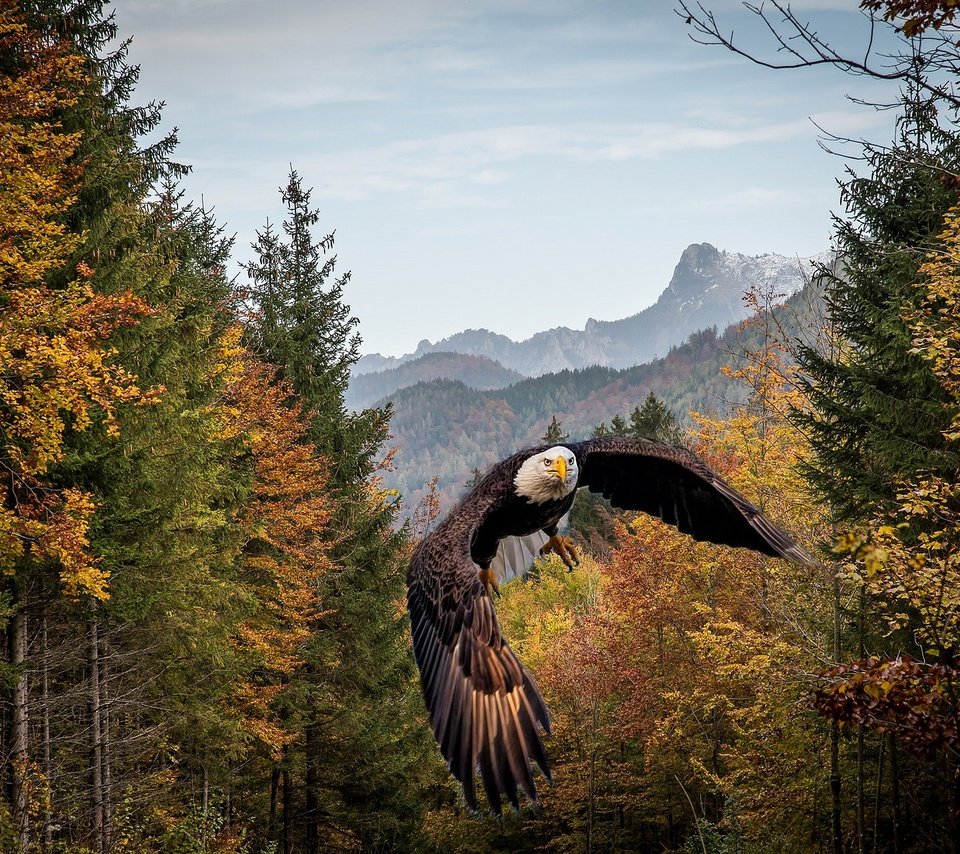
left=568, top=436, right=816, bottom=566
left=407, top=494, right=551, bottom=814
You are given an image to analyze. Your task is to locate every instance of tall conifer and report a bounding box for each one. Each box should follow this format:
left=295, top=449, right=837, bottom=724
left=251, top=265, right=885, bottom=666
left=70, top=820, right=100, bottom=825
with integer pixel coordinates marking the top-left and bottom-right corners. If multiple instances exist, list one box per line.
left=13, top=3, right=250, bottom=846
left=245, top=169, right=433, bottom=850
left=795, top=93, right=960, bottom=521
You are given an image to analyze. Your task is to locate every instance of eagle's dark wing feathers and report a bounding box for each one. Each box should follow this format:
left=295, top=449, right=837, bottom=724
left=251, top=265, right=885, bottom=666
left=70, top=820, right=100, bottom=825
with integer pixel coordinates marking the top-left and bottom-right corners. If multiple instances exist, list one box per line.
left=407, top=485, right=551, bottom=814
left=569, top=436, right=816, bottom=566
left=407, top=437, right=813, bottom=815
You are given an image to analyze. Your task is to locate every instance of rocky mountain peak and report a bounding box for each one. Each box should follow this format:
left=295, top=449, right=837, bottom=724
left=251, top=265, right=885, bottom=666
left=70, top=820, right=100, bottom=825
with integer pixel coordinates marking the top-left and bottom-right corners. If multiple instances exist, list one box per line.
left=353, top=242, right=827, bottom=382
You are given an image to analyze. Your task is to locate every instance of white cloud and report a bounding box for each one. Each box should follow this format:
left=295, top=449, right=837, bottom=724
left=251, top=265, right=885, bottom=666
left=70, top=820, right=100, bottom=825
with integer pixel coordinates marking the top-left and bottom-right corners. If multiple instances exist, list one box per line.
left=274, top=110, right=887, bottom=203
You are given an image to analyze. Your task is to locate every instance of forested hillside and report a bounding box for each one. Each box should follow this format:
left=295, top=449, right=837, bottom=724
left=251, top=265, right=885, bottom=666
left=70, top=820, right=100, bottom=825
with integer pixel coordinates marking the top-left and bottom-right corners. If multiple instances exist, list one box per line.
left=3, top=1, right=960, bottom=853
left=345, top=352, right=523, bottom=411
left=383, top=283, right=824, bottom=518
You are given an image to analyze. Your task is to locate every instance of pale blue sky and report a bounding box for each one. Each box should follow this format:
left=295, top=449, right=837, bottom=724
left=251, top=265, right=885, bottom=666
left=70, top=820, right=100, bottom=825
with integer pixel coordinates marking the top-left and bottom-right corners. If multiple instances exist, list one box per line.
left=119, top=0, right=901, bottom=357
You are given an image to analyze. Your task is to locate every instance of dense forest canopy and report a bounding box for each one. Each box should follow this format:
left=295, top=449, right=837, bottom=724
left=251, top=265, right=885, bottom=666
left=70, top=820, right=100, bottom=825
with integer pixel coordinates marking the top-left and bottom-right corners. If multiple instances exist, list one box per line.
left=2, top=1, right=960, bottom=852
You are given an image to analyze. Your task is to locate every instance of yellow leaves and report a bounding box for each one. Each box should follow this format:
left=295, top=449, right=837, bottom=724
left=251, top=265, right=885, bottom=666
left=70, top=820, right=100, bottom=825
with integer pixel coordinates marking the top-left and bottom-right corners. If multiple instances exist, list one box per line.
left=0, top=2, right=159, bottom=603
left=0, top=0, right=87, bottom=287
left=1, top=283, right=154, bottom=476
left=835, top=474, right=960, bottom=648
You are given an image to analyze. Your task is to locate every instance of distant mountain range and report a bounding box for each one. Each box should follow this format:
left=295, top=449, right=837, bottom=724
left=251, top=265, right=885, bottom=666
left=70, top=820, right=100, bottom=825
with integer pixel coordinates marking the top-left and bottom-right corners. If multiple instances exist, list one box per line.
left=354, top=243, right=827, bottom=389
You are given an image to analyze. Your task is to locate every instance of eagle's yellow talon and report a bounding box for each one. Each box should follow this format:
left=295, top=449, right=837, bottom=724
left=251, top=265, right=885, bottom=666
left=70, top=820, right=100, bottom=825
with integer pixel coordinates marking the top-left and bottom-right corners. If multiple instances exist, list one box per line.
left=478, top=567, right=500, bottom=597
left=540, top=534, right=579, bottom=570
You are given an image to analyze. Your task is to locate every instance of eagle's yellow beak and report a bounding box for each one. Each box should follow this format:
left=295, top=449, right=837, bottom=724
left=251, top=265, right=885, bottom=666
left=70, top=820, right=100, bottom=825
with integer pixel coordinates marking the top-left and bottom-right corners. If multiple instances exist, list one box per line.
left=550, top=457, right=567, bottom=481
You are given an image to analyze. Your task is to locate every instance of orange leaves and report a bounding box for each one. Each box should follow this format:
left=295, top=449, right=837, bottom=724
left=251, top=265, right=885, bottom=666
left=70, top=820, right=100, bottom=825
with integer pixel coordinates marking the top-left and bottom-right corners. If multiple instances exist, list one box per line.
left=0, top=281, right=154, bottom=599
left=213, top=353, right=338, bottom=758
left=218, top=352, right=335, bottom=756
left=1, top=282, right=153, bottom=473
left=0, top=1, right=156, bottom=601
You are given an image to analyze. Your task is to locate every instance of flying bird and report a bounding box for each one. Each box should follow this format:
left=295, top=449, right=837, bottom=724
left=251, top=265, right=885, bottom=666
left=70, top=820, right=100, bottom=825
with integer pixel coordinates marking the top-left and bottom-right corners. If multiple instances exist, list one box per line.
left=406, top=436, right=814, bottom=814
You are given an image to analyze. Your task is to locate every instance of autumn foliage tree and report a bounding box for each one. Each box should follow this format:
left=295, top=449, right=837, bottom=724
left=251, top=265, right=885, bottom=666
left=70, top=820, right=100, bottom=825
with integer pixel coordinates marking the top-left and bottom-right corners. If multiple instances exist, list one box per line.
left=814, top=207, right=960, bottom=835
left=0, top=4, right=156, bottom=846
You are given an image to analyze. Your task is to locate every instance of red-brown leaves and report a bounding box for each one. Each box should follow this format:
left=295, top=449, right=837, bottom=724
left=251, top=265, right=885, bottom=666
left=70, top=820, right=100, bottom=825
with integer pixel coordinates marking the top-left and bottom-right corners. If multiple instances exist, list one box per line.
left=813, top=656, right=960, bottom=755
left=861, top=0, right=960, bottom=36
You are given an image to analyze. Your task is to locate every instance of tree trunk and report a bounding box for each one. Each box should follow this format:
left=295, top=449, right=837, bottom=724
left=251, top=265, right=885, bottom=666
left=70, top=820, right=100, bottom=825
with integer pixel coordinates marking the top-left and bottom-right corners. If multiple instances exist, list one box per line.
left=856, top=588, right=866, bottom=854
left=42, top=612, right=53, bottom=850
left=99, top=631, right=112, bottom=853
left=11, top=608, right=30, bottom=852
left=856, top=726, right=865, bottom=854
left=282, top=767, right=293, bottom=854
left=270, top=766, right=280, bottom=840
left=831, top=569, right=843, bottom=854
left=889, top=735, right=901, bottom=854
left=89, top=621, right=103, bottom=854
left=871, top=735, right=885, bottom=854
left=305, top=717, right=319, bottom=854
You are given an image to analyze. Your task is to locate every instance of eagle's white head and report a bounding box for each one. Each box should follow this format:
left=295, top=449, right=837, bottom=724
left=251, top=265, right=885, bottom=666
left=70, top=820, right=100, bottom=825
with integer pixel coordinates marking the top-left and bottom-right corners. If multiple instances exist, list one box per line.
left=514, top=446, right=579, bottom=504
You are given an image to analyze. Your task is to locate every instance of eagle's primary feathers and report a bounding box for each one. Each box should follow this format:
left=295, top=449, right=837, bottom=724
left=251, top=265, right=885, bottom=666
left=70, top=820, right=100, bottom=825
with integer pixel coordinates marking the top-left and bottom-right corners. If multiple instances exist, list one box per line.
left=405, top=436, right=815, bottom=814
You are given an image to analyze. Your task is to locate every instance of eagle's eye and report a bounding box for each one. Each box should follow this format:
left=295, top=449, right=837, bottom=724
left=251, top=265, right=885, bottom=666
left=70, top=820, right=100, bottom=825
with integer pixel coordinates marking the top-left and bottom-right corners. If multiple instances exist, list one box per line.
left=568, top=457, right=574, bottom=466
left=543, top=458, right=551, bottom=467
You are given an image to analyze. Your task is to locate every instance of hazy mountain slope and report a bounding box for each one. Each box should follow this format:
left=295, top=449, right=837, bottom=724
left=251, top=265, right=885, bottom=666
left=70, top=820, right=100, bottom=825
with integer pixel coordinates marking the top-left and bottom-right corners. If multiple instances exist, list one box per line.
left=345, top=351, right=522, bottom=410
left=355, top=242, right=826, bottom=378
left=380, top=281, right=825, bottom=519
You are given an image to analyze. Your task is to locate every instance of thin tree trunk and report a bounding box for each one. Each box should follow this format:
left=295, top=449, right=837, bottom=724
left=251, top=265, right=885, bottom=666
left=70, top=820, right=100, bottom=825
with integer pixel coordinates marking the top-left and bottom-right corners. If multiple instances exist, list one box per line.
left=99, top=631, right=112, bottom=853
left=871, top=733, right=884, bottom=854
left=202, top=765, right=209, bottom=814
left=889, top=735, right=901, bottom=854
left=42, top=612, right=53, bottom=850
left=269, top=766, right=280, bottom=840
left=856, top=587, right=866, bottom=854
left=11, top=608, right=30, bottom=852
left=831, top=569, right=843, bottom=854
left=2, top=623, right=10, bottom=812
left=282, top=767, right=292, bottom=854
left=856, top=726, right=865, bottom=854
left=224, top=759, right=231, bottom=830
left=305, top=717, right=319, bottom=854
left=89, top=620, right=103, bottom=854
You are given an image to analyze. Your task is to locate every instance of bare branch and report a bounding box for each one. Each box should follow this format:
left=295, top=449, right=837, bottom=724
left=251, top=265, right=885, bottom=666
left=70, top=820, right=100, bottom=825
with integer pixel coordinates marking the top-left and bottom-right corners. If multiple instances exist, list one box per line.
left=675, top=0, right=960, bottom=110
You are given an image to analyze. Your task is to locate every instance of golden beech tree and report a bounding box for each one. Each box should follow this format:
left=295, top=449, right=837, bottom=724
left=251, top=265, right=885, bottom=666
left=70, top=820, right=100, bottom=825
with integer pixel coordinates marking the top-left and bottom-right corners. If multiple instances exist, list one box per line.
left=0, top=0, right=153, bottom=600
left=548, top=324, right=826, bottom=848
left=0, top=0, right=83, bottom=284
left=0, top=3, right=155, bottom=844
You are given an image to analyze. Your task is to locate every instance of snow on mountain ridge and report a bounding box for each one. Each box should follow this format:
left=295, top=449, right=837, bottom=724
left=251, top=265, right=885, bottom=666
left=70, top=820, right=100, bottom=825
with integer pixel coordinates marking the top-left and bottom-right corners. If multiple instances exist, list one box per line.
left=354, top=242, right=827, bottom=379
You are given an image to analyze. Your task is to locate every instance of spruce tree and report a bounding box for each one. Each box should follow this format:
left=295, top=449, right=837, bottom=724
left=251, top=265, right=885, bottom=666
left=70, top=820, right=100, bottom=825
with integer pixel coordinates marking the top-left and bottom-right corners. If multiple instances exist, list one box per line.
left=541, top=414, right=569, bottom=444
left=244, top=168, right=433, bottom=850
left=628, top=391, right=684, bottom=444
left=795, top=93, right=960, bottom=522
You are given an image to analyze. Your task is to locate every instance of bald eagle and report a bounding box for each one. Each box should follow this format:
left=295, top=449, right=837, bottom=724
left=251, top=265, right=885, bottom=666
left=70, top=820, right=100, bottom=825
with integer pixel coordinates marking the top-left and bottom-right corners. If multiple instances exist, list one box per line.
left=406, top=436, right=814, bottom=814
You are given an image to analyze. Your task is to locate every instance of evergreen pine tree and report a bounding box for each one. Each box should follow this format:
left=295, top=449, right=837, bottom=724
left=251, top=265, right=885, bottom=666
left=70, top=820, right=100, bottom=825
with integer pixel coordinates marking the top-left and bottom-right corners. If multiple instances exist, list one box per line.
left=542, top=414, right=569, bottom=444
left=628, top=391, right=684, bottom=444
left=795, top=93, right=960, bottom=522
left=244, top=168, right=434, bottom=850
